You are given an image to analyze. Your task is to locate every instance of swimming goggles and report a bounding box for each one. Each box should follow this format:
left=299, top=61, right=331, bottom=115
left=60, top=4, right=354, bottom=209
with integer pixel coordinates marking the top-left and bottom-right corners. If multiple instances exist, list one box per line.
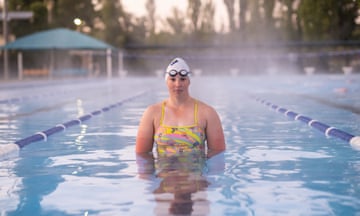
left=166, top=69, right=191, bottom=77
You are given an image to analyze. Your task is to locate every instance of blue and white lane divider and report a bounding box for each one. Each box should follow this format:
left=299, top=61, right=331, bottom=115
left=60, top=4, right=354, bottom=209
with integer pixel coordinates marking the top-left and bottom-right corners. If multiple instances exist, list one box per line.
left=0, top=90, right=149, bottom=160
left=254, top=97, right=360, bottom=150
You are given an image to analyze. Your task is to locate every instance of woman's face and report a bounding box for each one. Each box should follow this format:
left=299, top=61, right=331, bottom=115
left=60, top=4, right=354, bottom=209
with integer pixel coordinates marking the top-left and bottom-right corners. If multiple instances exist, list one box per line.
left=166, top=75, right=190, bottom=95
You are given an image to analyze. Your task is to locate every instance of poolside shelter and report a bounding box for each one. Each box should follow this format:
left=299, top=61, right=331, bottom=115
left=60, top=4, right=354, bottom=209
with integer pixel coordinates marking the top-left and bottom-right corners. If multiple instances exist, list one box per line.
left=2, top=28, right=120, bottom=79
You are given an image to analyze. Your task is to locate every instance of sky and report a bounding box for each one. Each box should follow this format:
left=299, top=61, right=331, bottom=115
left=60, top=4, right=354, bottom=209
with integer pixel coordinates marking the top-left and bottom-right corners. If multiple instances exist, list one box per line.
left=122, top=0, right=229, bottom=32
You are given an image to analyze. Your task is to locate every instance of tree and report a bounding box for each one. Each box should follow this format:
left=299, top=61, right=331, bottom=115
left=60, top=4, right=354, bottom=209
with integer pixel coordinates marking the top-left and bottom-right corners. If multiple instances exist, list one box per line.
left=30, top=2, right=48, bottom=31
left=131, top=17, right=147, bottom=44
left=263, top=0, right=275, bottom=28
left=161, top=0, right=216, bottom=43
left=146, top=0, right=156, bottom=36
left=298, top=0, right=359, bottom=41
left=99, top=0, right=123, bottom=46
left=235, top=0, right=278, bottom=42
left=166, top=8, right=187, bottom=36
left=97, top=0, right=141, bottom=46
left=244, top=0, right=262, bottom=42
left=278, top=0, right=300, bottom=41
left=238, top=0, right=248, bottom=38
left=8, top=0, right=48, bottom=37
left=224, top=0, right=236, bottom=32
left=52, top=0, right=96, bottom=31
left=200, top=0, right=216, bottom=34
left=188, top=0, right=202, bottom=32
left=262, top=0, right=276, bottom=40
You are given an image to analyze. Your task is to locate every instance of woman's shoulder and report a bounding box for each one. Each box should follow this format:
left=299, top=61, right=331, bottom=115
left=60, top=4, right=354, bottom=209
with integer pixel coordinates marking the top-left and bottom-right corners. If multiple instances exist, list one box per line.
left=144, top=101, right=163, bottom=114
left=196, top=99, right=217, bottom=114
left=197, top=100, right=217, bottom=117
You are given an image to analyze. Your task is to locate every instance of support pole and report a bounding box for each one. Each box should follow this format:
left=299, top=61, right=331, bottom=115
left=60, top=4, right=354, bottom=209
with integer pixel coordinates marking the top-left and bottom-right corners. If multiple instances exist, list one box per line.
left=17, top=52, right=23, bottom=80
left=106, top=48, right=112, bottom=78
left=2, top=0, right=9, bottom=80
left=118, top=50, right=123, bottom=77
left=49, top=49, right=54, bottom=79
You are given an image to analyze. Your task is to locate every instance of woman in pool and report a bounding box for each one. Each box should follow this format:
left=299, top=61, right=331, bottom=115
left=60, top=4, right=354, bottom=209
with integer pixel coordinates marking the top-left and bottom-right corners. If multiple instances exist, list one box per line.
left=136, top=57, right=226, bottom=156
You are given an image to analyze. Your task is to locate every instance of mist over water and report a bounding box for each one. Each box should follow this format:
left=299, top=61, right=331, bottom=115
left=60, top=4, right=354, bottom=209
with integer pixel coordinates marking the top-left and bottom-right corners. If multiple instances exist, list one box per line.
left=123, top=38, right=358, bottom=77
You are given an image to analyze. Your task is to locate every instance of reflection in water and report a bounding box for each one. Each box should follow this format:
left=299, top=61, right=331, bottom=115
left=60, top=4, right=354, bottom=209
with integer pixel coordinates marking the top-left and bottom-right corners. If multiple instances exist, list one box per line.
left=136, top=150, right=224, bottom=215
left=0, top=160, right=20, bottom=213
left=154, top=152, right=209, bottom=215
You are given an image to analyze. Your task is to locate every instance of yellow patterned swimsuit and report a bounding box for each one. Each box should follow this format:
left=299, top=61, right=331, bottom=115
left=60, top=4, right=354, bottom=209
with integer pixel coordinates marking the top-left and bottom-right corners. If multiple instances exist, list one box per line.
left=154, top=100, right=206, bottom=155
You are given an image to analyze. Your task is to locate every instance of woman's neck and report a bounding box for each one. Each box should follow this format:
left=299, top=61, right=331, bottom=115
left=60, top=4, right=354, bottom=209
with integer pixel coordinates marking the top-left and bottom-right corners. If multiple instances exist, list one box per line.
left=167, top=95, right=192, bottom=108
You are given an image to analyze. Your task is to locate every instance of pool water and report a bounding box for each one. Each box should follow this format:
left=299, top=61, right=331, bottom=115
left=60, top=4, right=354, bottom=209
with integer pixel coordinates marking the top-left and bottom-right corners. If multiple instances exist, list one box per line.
left=1, top=75, right=360, bottom=215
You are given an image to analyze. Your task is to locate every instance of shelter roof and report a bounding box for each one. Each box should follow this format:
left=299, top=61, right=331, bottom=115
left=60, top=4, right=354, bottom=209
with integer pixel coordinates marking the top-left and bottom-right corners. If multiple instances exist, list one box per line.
left=3, top=28, right=115, bottom=50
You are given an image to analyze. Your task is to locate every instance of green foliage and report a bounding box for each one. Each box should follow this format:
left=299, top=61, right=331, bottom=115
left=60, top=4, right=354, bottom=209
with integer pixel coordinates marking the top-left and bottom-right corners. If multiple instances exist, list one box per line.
left=200, top=0, right=216, bottom=34
left=298, top=0, right=359, bottom=40
left=145, top=0, right=156, bottom=35
left=223, top=0, right=235, bottom=31
left=188, top=0, right=202, bottom=32
left=8, top=0, right=48, bottom=37
left=166, top=8, right=187, bottom=35
left=52, top=0, right=96, bottom=30
left=30, top=2, right=48, bottom=31
left=278, top=0, right=300, bottom=41
left=98, top=0, right=125, bottom=46
left=5, top=0, right=360, bottom=47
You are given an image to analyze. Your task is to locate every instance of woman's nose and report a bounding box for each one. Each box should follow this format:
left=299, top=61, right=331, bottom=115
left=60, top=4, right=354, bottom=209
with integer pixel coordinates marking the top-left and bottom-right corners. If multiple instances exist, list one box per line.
left=174, top=77, right=182, bottom=85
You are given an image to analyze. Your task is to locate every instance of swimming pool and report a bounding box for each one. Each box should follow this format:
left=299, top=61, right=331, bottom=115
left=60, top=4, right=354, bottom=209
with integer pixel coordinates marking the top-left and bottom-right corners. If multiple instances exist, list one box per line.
left=1, top=74, right=360, bottom=215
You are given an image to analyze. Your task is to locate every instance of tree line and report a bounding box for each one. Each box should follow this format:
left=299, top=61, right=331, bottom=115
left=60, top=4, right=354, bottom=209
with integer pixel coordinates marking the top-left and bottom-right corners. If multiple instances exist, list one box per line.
left=5, top=0, right=360, bottom=48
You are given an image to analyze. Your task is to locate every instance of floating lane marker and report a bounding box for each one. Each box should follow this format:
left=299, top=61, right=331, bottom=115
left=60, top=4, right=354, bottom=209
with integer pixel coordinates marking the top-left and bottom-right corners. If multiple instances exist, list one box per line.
left=0, top=90, right=149, bottom=160
left=254, top=97, right=360, bottom=151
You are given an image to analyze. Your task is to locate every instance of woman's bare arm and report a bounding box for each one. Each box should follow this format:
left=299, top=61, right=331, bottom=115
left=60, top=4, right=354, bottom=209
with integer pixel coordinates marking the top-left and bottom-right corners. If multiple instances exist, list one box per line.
left=136, top=106, right=156, bottom=153
left=204, top=106, right=226, bottom=152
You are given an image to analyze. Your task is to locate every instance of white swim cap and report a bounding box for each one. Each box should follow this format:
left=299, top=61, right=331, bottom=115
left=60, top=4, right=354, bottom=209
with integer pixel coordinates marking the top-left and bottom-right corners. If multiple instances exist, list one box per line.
left=165, top=57, right=191, bottom=80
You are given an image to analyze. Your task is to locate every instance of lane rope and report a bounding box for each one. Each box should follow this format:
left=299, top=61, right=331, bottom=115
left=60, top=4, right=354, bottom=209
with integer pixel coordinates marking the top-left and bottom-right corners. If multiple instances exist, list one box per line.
left=254, top=97, right=360, bottom=150
left=0, top=90, right=149, bottom=160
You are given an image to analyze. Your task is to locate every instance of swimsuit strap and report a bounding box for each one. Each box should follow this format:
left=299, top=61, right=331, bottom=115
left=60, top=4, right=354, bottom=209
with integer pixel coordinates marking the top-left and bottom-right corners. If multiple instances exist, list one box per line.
left=194, top=100, right=198, bottom=125
left=160, top=101, right=166, bottom=126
